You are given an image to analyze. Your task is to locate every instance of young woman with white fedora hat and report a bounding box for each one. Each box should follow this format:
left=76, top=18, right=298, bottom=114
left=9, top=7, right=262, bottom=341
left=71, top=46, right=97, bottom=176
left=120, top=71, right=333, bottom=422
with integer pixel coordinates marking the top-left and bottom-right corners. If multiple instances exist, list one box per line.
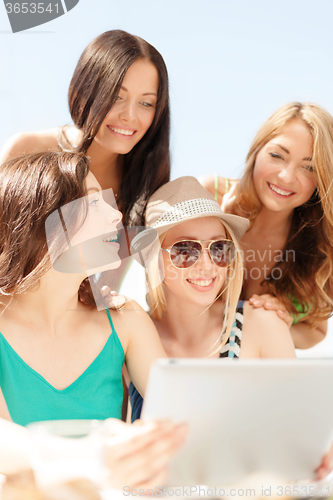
left=128, top=176, right=296, bottom=421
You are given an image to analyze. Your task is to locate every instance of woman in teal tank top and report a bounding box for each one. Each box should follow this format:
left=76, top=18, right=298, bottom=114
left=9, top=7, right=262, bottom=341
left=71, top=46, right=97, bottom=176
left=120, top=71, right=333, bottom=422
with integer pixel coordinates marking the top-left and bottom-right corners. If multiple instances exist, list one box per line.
left=0, top=151, right=166, bottom=427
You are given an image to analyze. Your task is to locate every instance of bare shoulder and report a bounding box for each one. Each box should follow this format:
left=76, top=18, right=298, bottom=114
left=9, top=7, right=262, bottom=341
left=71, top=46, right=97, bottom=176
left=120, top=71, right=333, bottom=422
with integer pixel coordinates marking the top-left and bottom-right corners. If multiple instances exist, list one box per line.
left=109, top=300, right=160, bottom=357
left=243, top=301, right=280, bottom=324
left=241, top=301, right=296, bottom=358
left=198, top=174, right=216, bottom=192
left=198, top=175, right=238, bottom=206
left=109, top=300, right=152, bottom=333
left=0, top=128, right=61, bottom=163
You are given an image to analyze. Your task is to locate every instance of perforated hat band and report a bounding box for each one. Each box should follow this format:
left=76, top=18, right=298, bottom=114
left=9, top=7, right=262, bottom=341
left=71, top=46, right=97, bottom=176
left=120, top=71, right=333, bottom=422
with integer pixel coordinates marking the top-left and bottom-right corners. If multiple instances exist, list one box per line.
left=145, top=177, right=250, bottom=241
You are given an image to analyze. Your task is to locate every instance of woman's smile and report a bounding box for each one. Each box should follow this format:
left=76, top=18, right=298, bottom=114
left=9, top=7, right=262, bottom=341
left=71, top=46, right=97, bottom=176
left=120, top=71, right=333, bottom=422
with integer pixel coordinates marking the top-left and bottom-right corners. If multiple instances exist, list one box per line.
left=267, top=182, right=295, bottom=197
left=186, top=276, right=217, bottom=291
left=106, top=125, right=137, bottom=139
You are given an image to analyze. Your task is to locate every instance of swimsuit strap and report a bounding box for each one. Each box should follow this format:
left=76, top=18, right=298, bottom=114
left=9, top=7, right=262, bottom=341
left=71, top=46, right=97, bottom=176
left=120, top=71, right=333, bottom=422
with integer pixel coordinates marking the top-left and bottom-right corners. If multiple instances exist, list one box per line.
left=214, top=174, right=219, bottom=202
left=215, top=176, right=230, bottom=202
left=225, top=178, right=230, bottom=193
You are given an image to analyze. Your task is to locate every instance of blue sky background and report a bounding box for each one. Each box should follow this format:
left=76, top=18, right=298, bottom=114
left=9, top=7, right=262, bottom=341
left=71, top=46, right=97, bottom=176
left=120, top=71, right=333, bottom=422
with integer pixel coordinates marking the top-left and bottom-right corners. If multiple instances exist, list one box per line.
left=1, top=0, right=333, bottom=180
left=1, top=0, right=333, bottom=355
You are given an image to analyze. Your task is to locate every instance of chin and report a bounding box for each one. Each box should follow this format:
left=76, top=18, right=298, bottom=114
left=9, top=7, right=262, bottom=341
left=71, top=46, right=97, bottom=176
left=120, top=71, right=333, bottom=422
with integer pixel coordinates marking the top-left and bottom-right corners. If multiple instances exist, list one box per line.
left=109, top=142, right=138, bottom=156
left=261, top=196, right=292, bottom=212
left=189, top=292, right=219, bottom=306
left=86, top=260, right=122, bottom=276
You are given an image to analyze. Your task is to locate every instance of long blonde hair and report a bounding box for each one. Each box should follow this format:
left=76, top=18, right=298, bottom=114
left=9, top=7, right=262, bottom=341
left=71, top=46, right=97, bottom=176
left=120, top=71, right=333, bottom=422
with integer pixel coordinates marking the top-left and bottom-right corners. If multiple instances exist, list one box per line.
left=235, top=102, right=333, bottom=324
left=146, top=220, right=244, bottom=347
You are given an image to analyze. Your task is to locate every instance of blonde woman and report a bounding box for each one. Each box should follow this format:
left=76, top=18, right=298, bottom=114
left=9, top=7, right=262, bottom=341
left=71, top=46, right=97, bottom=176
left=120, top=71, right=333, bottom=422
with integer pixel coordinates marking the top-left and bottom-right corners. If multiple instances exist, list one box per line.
left=128, top=176, right=296, bottom=421
left=200, top=102, right=333, bottom=349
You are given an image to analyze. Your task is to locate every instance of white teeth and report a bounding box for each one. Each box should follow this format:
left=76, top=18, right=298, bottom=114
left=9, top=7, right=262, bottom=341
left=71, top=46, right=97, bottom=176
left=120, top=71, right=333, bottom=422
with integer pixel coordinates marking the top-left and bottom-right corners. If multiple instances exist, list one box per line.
left=103, top=234, right=118, bottom=243
left=110, top=127, right=134, bottom=136
left=268, top=183, right=293, bottom=196
left=187, top=278, right=214, bottom=287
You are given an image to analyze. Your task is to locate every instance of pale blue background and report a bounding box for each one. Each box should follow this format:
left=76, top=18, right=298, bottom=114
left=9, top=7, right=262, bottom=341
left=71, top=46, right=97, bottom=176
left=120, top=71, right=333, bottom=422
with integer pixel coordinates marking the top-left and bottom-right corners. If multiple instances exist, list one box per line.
left=1, top=0, right=333, bottom=180
left=0, top=0, right=332, bottom=356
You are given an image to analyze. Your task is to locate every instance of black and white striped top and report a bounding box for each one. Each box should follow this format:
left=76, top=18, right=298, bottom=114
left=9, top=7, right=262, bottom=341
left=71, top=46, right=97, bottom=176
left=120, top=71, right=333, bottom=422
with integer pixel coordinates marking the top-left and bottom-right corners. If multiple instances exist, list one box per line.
left=219, top=301, right=244, bottom=359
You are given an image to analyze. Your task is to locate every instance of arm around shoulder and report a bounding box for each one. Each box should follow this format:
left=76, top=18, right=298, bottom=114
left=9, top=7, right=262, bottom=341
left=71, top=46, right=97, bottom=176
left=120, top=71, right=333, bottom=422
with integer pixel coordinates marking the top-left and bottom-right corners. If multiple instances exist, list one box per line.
left=0, top=133, right=34, bottom=163
left=0, top=130, right=58, bottom=163
left=241, top=302, right=296, bottom=358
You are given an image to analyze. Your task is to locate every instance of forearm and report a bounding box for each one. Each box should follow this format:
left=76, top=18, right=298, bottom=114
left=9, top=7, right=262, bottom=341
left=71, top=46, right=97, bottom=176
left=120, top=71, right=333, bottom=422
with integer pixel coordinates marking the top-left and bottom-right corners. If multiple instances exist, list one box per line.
left=291, top=320, right=327, bottom=349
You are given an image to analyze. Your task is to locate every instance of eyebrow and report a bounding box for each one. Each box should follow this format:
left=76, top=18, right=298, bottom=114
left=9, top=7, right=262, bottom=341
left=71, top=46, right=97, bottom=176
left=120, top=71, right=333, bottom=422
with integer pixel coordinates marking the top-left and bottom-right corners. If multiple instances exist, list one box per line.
left=271, top=143, right=313, bottom=162
left=120, top=85, right=157, bottom=97
left=87, top=187, right=100, bottom=194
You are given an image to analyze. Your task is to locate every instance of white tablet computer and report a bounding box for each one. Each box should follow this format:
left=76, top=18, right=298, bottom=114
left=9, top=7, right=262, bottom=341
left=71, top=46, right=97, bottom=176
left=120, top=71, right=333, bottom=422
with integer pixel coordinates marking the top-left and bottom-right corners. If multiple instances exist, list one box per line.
left=142, top=358, right=333, bottom=486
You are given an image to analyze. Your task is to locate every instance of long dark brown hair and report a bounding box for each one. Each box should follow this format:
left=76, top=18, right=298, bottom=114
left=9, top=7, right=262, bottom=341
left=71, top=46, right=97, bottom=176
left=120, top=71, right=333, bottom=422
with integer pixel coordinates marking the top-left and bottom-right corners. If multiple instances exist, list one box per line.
left=234, top=102, right=333, bottom=325
left=60, top=29, right=170, bottom=226
left=0, top=151, right=96, bottom=305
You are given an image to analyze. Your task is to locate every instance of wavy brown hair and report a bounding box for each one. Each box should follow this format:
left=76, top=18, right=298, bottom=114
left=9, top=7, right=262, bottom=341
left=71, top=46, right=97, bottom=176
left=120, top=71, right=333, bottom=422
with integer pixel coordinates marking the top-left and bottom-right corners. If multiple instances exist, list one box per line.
left=60, top=29, right=170, bottom=226
left=0, top=151, right=96, bottom=305
left=234, top=102, right=333, bottom=324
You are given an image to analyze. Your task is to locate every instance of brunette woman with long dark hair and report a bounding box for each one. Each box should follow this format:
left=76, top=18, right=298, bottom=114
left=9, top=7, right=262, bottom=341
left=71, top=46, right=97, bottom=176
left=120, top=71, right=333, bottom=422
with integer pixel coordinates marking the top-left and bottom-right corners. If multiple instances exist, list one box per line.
left=0, top=151, right=186, bottom=489
left=0, top=30, right=170, bottom=226
left=0, top=30, right=171, bottom=420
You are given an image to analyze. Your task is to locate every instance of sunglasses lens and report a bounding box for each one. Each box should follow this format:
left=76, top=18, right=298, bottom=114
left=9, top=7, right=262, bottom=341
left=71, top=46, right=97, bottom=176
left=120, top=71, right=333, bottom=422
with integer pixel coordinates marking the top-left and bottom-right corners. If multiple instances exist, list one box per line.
left=210, top=240, right=236, bottom=267
left=170, top=241, right=202, bottom=268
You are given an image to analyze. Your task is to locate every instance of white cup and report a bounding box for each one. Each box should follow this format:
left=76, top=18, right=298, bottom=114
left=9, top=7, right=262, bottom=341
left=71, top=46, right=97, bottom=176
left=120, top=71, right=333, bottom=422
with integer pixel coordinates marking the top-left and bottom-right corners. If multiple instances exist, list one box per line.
left=27, top=419, right=106, bottom=490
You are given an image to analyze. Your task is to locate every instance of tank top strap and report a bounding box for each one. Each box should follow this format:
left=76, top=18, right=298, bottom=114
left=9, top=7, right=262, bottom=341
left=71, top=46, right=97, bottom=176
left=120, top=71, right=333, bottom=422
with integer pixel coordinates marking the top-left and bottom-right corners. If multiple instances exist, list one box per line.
left=105, top=308, right=116, bottom=335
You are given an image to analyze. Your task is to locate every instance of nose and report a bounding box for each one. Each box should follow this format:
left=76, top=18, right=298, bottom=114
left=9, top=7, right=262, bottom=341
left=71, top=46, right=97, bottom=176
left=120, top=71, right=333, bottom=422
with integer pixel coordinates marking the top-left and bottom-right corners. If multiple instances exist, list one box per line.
left=277, top=163, right=296, bottom=184
left=119, top=100, right=136, bottom=122
left=196, top=246, right=214, bottom=270
left=106, top=206, right=122, bottom=226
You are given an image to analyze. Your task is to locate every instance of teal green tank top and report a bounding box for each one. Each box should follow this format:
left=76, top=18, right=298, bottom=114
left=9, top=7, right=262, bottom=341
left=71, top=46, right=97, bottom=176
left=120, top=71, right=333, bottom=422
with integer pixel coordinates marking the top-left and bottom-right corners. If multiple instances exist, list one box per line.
left=0, top=309, right=124, bottom=427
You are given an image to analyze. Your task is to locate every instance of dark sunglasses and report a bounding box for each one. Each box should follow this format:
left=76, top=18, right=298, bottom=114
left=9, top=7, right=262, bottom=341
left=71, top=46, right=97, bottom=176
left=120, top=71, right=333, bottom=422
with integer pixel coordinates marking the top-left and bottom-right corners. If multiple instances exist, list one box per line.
left=161, top=239, right=236, bottom=269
